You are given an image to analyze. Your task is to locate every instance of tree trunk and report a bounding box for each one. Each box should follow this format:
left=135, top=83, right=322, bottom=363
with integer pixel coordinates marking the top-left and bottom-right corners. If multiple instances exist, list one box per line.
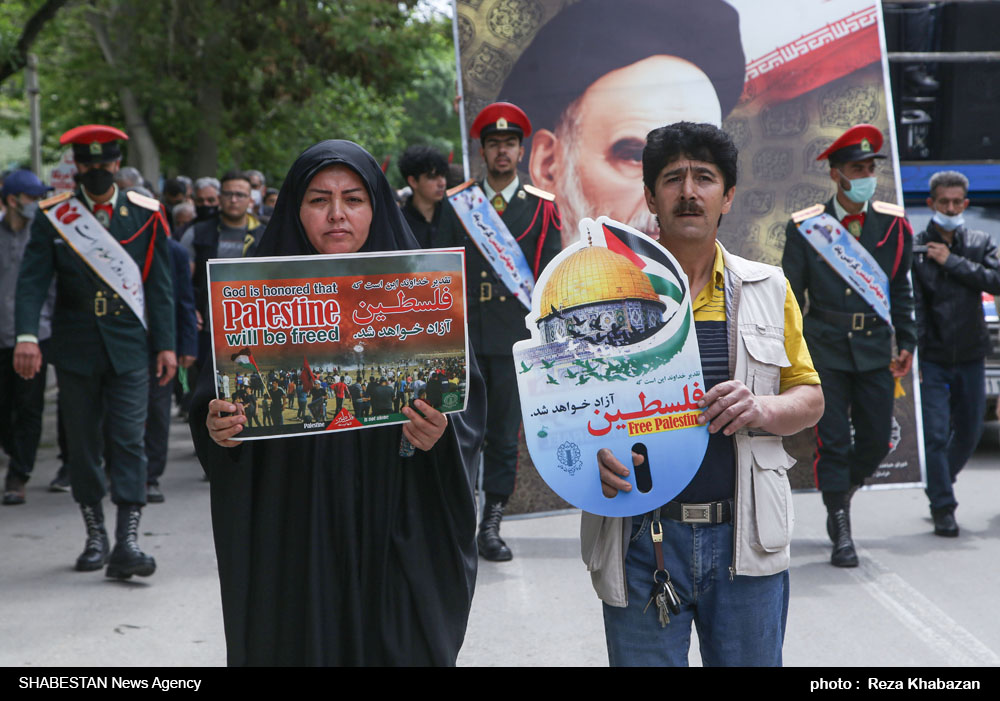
left=187, top=81, right=222, bottom=177
left=85, top=10, right=162, bottom=187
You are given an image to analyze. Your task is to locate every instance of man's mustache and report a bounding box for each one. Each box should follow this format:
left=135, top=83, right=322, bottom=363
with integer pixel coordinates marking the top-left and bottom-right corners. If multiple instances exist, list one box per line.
left=673, top=200, right=703, bottom=216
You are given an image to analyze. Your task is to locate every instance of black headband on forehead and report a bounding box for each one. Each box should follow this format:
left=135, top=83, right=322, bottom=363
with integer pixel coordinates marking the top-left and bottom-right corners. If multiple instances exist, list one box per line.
left=499, top=0, right=745, bottom=137
left=254, top=140, right=418, bottom=258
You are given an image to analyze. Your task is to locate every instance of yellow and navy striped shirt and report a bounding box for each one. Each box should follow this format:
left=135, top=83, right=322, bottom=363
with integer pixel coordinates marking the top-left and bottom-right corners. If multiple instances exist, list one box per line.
left=674, top=243, right=819, bottom=503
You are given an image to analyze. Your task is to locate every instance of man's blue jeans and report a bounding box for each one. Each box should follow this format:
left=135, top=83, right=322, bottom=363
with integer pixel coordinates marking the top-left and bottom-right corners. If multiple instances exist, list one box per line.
left=920, top=359, right=985, bottom=513
left=603, top=514, right=788, bottom=666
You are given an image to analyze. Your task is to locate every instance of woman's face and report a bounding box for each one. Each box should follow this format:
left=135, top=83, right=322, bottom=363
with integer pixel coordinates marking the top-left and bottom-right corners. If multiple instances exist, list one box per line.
left=299, top=164, right=373, bottom=254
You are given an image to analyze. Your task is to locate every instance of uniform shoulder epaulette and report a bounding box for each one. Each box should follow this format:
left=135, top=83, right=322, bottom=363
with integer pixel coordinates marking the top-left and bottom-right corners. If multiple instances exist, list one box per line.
left=872, top=200, right=905, bottom=218
left=791, top=203, right=824, bottom=224
left=126, top=190, right=161, bottom=211
left=522, top=184, right=555, bottom=202
left=38, top=191, right=72, bottom=210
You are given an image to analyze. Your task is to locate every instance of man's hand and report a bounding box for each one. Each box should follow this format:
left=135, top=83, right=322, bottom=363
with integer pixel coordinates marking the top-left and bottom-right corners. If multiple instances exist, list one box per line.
left=13, top=341, right=42, bottom=380
left=195, top=309, right=204, bottom=331
left=597, top=448, right=644, bottom=498
left=156, top=350, right=177, bottom=386
left=179, top=354, right=197, bottom=369
left=926, top=241, right=950, bottom=265
left=207, top=399, right=246, bottom=447
left=401, top=399, right=448, bottom=451
left=890, top=348, right=913, bottom=378
left=696, top=380, right=768, bottom=436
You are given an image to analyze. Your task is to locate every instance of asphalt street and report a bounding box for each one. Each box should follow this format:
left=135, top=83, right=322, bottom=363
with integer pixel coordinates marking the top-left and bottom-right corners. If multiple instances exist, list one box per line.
left=2, top=391, right=999, bottom=668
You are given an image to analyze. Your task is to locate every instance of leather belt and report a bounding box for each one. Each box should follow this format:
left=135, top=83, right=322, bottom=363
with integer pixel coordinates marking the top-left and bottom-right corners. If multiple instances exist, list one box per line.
left=808, top=306, right=886, bottom=332
left=477, top=282, right=510, bottom=303
left=72, top=292, right=127, bottom=317
left=662, top=498, right=732, bottom=524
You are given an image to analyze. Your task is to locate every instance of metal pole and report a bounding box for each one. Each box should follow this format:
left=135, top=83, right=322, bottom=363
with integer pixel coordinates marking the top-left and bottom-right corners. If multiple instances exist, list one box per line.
left=888, top=51, right=1000, bottom=62
left=26, top=54, right=42, bottom=175
left=450, top=0, right=470, bottom=181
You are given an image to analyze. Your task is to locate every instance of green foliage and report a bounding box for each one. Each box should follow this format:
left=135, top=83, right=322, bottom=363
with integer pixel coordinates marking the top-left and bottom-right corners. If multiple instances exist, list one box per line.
left=13, top=0, right=463, bottom=188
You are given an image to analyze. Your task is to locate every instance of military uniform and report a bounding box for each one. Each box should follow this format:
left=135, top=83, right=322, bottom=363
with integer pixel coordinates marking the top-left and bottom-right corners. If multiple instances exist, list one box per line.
left=14, top=125, right=174, bottom=578
left=435, top=178, right=561, bottom=494
left=783, top=197, right=916, bottom=483
left=433, top=102, right=562, bottom=561
left=780, top=124, right=916, bottom=568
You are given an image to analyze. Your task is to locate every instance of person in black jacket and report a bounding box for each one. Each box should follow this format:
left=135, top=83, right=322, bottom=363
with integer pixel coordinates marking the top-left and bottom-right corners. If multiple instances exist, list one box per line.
left=398, top=146, right=447, bottom=248
left=912, top=170, right=1000, bottom=537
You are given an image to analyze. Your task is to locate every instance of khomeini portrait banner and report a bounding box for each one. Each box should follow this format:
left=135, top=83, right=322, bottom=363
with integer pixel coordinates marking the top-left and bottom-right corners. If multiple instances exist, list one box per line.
left=453, top=0, right=922, bottom=512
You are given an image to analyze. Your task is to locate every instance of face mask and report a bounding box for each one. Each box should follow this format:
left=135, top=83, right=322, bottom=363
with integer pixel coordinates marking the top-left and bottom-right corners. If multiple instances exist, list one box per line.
left=18, top=201, right=39, bottom=220
left=75, top=167, right=115, bottom=196
left=196, top=204, right=219, bottom=220
left=840, top=172, right=877, bottom=204
left=250, top=189, right=262, bottom=208
left=932, top=210, right=964, bottom=231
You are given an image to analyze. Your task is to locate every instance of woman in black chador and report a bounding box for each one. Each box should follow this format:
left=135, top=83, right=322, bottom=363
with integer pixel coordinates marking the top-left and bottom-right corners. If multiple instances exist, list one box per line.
left=190, top=141, right=486, bottom=666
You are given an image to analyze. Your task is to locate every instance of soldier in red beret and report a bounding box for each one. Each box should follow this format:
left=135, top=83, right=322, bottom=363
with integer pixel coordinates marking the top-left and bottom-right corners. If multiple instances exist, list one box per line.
left=433, top=102, right=563, bottom=561
left=14, top=124, right=176, bottom=579
left=782, top=124, right=916, bottom=568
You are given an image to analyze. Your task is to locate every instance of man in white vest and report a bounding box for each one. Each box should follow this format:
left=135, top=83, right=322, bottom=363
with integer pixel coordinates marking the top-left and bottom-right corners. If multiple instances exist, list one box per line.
left=14, top=124, right=175, bottom=579
left=583, top=122, right=824, bottom=666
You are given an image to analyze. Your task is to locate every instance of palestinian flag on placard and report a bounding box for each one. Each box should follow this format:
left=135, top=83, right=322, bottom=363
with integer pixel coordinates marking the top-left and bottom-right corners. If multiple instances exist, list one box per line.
left=231, top=348, right=259, bottom=374
left=602, top=223, right=684, bottom=303
left=301, top=356, right=318, bottom=392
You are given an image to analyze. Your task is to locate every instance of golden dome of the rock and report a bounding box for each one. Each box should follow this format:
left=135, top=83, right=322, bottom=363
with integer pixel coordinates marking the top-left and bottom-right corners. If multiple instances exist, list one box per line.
left=540, top=245, right=660, bottom=317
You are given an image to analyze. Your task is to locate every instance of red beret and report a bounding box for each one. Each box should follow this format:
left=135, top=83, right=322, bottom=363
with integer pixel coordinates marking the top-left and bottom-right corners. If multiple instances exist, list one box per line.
left=470, top=102, right=532, bottom=141
left=816, top=124, right=886, bottom=163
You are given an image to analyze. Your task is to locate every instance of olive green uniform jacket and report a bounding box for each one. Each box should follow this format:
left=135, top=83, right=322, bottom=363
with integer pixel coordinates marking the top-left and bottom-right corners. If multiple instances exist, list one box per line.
left=781, top=197, right=916, bottom=372
left=433, top=181, right=562, bottom=356
left=15, top=187, right=175, bottom=375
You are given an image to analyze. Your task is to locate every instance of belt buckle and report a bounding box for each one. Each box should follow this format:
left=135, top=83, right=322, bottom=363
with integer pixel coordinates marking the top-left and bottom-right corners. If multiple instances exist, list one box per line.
left=851, top=312, right=865, bottom=331
left=94, top=297, right=107, bottom=317
left=479, top=282, right=492, bottom=303
left=681, top=504, right=712, bottom=524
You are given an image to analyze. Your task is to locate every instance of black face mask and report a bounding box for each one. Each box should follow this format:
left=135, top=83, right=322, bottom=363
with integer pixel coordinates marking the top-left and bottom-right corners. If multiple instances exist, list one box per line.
left=196, top=204, right=219, bottom=220
left=75, top=167, right=115, bottom=196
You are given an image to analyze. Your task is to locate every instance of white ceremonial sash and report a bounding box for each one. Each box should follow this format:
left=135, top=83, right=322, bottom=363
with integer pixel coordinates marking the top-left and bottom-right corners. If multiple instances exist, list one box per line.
left=44, top=197, right=147, bottom=329
left=796, top=212, right=891, bottom=326
left=447, top=182, right=534, bottom=310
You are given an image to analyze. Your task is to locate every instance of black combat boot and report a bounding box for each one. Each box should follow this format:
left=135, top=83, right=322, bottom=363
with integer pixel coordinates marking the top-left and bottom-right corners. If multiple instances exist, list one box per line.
left=75, top=503, right=110, bottom=571
left=932, top=507, right=959, bottom=537
left=106, top=505, right=156, bottom=579
left=476, top=495, right=512, bottom=562
left=829, top=507, right=859, bottom=568
left=825, top=485, right=859, bottom=544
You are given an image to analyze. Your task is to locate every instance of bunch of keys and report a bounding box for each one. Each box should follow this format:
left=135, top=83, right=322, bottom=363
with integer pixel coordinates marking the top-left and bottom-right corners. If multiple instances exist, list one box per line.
left=643, top=569, right=681, bottom=628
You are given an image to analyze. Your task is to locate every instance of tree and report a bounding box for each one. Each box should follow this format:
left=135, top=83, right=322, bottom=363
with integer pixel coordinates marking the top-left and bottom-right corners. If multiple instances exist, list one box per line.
left=30, top=0, right=438, bottom=185
left=0, top=0, right=68, bottom=86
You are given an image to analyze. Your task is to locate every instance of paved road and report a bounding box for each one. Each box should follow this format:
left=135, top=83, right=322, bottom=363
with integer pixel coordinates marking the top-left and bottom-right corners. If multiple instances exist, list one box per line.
left=2, top=393, right=999, bottom=667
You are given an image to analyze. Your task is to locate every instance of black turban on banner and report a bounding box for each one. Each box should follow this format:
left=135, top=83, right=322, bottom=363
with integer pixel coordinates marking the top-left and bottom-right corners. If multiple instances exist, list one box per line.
left=190, top=139, right=486, bottom=666
left=499, top=0, right=746, bottom=135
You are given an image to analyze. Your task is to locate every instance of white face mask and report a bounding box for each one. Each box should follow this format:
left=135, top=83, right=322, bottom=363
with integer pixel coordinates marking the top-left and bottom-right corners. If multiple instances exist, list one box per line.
left=932, top=210, right=964, bottom=231
left=250, top=189, right=262, bottom=208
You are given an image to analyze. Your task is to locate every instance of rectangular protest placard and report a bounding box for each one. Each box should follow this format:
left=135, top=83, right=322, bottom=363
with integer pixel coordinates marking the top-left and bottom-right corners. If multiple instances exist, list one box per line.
left=206, top=249, right=469, bottom=440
